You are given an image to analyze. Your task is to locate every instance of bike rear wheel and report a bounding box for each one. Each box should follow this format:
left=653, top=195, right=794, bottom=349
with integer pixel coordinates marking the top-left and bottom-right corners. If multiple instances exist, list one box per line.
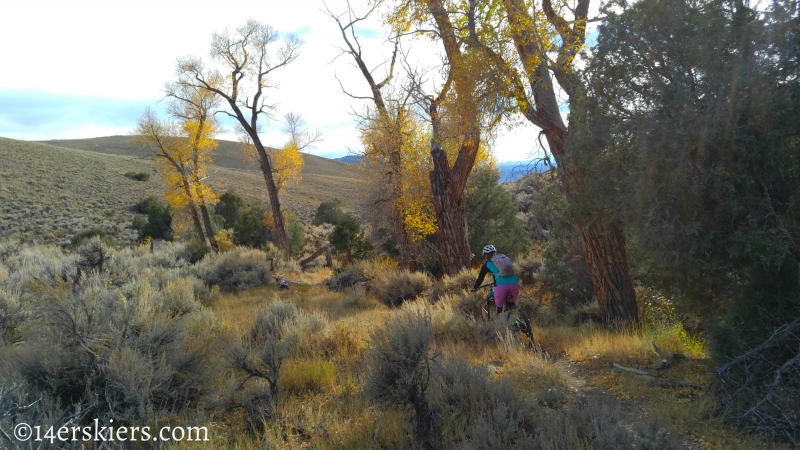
left=505, top=308, right=535, bottom=349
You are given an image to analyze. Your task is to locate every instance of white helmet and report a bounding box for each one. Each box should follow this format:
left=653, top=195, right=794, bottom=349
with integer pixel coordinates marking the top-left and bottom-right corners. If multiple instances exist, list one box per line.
left=482, top=244, right=497, bottom=255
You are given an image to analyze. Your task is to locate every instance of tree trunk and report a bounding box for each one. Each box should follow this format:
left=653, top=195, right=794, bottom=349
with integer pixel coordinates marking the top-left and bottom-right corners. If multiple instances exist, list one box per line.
left=498, top=0, right=639, bottom=326
left=577, top=218, right=639, bottom=327
left=550, top=139, right=640, bottom=326
left=188, top=204, right=207, bottom=245
left=429, top=141, right=472, bottom=275
left=179, top=176, right=207, bottom=245
left=389, top=145, right=414, bottom=270
left=253, top=140, right=289, bottom=254
left=392, top=203, right=413, bottom=269
left=198, top=201, right=218, bottom=252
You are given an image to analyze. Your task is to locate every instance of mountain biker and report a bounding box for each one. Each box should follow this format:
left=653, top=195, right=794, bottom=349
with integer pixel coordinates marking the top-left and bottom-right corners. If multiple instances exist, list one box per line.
left=471, top=245, right=520, bottom=314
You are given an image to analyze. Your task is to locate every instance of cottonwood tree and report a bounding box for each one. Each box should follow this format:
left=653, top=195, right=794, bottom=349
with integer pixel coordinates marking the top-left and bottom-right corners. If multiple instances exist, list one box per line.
left=325, top=3, right=418, bottom=269
left=135, top=106, right=218, bottom=249
left=386, top=0, right=510, bottom=275
left=451, top=0, right=639, bottom=325
left=175, top=20, right=302, bottom=255
left=165, top=80, right=222, bottom=251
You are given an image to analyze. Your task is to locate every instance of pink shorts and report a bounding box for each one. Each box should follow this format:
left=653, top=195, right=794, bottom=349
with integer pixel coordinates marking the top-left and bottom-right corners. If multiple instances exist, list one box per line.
left=493, top=284, right=519, bottom=308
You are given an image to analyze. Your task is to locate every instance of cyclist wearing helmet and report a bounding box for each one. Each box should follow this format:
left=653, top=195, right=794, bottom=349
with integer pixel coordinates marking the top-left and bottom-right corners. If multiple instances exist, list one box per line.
left=472, top=244, right=520, bottom=313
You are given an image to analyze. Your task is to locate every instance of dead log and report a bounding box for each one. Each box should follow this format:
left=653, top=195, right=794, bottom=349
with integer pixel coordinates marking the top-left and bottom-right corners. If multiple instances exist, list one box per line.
left=612, top=363, right=651, bottom=376
left=299, top=246, right=332, bottom=268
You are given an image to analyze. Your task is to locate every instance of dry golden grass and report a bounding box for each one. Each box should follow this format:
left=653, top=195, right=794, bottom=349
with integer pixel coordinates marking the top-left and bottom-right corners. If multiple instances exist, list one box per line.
left=537, top=323, right=708, bottom=365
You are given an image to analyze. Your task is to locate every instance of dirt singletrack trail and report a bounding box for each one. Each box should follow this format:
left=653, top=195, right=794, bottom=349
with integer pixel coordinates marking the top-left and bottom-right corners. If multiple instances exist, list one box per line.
left=554, top=358, right=703, bottom=449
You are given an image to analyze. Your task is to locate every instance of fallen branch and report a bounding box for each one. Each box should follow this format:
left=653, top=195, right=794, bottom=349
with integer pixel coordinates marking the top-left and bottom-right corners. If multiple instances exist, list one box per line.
left=612, top=363, right=650, bottom=376
left=715, top=318, right=800, bottom=377
left=612, top=363, right=696, bottom=389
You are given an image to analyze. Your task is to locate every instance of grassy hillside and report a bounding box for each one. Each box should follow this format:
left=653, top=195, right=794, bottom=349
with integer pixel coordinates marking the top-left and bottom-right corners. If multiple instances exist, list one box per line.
left=38, top=135, right=353, bottom=177
left=0, top=137, right=362, bottom=247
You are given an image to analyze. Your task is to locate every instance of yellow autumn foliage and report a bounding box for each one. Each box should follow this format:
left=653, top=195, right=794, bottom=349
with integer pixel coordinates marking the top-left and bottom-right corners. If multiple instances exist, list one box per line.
left=241, top=140, right=304, bottom=194
left=271, top=142, right=304, bottom=191
left=360, top=106, right=494, bottom=243
left=135, top=93, right=219, bottom=241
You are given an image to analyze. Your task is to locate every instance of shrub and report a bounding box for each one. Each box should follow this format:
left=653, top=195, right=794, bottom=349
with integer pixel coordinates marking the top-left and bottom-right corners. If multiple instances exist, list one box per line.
left=288, top=219, right=305, bottom=256
left=402, top=294, right=475, bottom=345
left=535, top=398, right=637, bottom=449
left=4, top=262, right=217, bottom=425
left=214, top=191, right=249, bottom=229
left=0, top=287, right=24, bottom=345
left=134, top=196, right=172, bottom=241
left=186, top=240, right=211, bottom=264
left=329, top=214, right=373, bottom=261
left=633, top=419, right=682, bottom=450
left=75, top=237, right=114, bottom=275
left=434, top=267, right=478, bottom=300
left=227, top=302, right=299, bottom=427
left=214, top=229, right=236, bottom=253
left=291, top=310, right=331, bottom=356
left=429, top=358, right=538, bottom=447
left=233, top=206, right=270, bottom=248
left=194, top=247, right=272, bottom=292
left=131, top=215, right=147, bottom=230
left=515, top=253, right=543, bottom=285
left=69, top=226, right=116, bottom=249
left=124, top=171, right=150, bottom=181
left=312, top=199, right=345, bottom=226
left=134, top=195, right=164, bottom=215
left=212, top=192, right=272, bottom=248
left=319, top=322, right=367, bottom=359
left=365, top=312, right=440, bottom=447
left=372, top=269, right=432, bottom=307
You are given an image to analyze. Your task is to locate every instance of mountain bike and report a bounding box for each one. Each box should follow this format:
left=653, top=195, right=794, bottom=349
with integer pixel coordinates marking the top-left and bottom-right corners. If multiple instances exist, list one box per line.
left=475, top=283, right=535, bottom=350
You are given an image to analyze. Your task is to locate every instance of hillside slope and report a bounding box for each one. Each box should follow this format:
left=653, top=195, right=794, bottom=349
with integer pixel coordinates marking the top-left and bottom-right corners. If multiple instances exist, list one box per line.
left=1, top=137, right=362, bottom=247
left=39, top=135, right=356, bottom=177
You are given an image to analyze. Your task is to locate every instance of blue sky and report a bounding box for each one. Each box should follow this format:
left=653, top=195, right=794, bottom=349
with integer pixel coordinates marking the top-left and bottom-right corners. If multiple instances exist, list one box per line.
left=0, top=91, right=159, bottom=140
left=0, top=0, right=586, bottom=162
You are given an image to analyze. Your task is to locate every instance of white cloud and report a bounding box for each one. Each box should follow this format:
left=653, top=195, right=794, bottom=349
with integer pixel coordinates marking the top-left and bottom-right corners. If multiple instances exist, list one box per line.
left=0, top=0, right=559, bottom=161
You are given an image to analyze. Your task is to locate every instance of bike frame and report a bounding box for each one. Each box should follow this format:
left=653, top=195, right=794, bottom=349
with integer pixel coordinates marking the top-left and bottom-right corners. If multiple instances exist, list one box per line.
left=475, top=283, right=535, bottom=349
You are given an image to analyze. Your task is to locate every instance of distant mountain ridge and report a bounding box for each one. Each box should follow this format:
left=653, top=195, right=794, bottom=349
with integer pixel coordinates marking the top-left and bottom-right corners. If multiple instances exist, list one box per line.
left=334, top=154, right=362, bottom=165
left=497, top=160, right=553, bottom=182
left=332, top=154, right=550, bottom=183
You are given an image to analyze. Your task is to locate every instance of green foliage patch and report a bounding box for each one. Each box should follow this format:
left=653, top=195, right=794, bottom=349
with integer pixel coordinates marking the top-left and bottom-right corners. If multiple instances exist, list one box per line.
left=312, top=198, right=345, bottom=226
left=466, top=169, right=531, bottom=260
left=124, top=171, right=150, bottom=181
left=69, top=226, right=116, bottom=249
